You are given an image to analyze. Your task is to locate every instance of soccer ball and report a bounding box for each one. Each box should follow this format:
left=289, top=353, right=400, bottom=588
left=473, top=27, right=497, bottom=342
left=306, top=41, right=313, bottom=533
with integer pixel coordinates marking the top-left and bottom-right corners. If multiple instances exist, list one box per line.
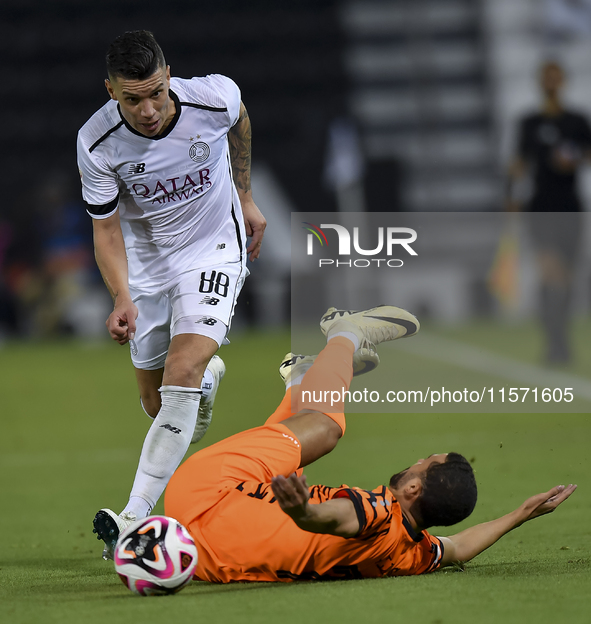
left=114, top=515, right=198, bottom=596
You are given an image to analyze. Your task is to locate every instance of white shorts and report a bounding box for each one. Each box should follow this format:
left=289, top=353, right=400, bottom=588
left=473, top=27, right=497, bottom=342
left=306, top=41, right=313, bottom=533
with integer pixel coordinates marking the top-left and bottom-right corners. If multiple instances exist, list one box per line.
left=130, top=262, right=248, bottom=370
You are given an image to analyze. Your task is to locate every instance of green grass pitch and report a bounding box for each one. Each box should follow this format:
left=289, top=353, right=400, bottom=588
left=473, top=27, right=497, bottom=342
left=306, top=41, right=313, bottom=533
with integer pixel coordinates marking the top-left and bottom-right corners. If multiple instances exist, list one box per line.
left=1, top=325, right=589, bottom=624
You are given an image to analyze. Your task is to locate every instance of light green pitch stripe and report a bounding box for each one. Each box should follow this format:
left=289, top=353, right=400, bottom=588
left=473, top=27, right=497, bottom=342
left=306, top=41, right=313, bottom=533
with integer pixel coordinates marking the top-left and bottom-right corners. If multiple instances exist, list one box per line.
left=394, top=332, right=591, bottom=402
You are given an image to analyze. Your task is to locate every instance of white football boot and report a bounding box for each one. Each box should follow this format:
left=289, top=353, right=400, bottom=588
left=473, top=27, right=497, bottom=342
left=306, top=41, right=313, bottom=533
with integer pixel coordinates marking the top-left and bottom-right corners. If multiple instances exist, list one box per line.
left=93, top=508, right=137, bottom=561
left=192, top=355, right=225, bottom=444
left=320, top=305, right=420, bottom=347
left=279, top=353, right=316, bottom=387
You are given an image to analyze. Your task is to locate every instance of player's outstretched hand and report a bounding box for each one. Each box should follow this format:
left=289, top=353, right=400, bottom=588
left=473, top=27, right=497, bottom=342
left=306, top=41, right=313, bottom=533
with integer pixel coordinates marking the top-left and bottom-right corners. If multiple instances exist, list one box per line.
left=518, top=484, right=577, bottom=525
left=271, top=473, right=310, bottom=520
left=106, top=298, right=138, bottom=345
left=242, top=199, right=266, bottom=261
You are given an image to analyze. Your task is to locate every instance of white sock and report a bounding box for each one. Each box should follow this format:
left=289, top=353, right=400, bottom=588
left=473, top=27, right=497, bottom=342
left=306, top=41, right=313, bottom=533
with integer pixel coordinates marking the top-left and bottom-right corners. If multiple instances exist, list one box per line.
left=287, top=374, right=306, bottom=390
left=122, top=496, right=152, bottom=519
left=139, top=375, right=211, bottom=419
left=328, top=331, right=360, bottom=351
left=200, top=368, right=214, bottom=402
left=127, top=385, right=201, bottom=511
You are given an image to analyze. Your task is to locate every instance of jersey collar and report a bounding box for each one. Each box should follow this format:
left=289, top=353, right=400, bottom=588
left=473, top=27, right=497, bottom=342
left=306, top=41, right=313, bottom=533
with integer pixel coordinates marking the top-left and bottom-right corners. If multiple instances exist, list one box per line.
left=401, top=512, right=425, bottom=543
left=117, top=89, right=181, bottom=140
left=390, top=491, right=425, bottom=542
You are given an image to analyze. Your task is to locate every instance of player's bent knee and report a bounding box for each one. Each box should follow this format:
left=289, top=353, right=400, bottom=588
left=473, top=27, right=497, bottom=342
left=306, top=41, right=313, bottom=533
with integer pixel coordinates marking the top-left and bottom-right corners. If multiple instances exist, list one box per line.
left=163, top=352, right=209, bottom=388
left=325, top=417, right=343, bottom=447
left=282, top=411, right=343, bottom=466
left=291, top=410, right=343, bottom=441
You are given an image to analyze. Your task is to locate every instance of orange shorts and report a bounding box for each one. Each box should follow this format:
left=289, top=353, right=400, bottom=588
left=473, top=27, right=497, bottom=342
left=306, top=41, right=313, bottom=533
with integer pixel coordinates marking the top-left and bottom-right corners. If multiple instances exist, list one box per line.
left=165, top=423, right=302, bottom=529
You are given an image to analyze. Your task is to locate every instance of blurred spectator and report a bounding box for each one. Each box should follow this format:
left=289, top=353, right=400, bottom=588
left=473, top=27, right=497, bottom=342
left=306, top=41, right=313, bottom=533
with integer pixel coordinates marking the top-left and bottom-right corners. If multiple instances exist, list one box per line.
left=1, top=172, right=108, bottom=339
left=34, top=173, right=100, bottom=336
left=506, top=61, right=591, bottom=363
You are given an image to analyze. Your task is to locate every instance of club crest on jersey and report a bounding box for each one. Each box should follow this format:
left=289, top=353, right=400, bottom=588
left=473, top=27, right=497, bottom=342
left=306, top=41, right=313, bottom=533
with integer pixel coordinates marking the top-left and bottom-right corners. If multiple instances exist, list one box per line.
left=189, top=141, right=210, bottom=163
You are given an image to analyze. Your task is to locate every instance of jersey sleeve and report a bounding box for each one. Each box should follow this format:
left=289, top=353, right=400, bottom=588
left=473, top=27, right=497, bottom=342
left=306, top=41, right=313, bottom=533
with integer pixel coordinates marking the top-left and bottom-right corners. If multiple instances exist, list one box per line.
left=420, top=533, right=445, bottom=573
left=332, top=487, right=393, bottom=539
left=76, top=131, right=120, bottom=219
left=201, top=74, right=242, bottom=127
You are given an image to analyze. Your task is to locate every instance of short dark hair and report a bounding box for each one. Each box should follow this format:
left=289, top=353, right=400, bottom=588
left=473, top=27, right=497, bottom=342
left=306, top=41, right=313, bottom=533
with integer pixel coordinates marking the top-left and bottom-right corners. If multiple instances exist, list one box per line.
left=410, top=453, right=477, bottom=528
left=106, top=30, right=166, bottom=80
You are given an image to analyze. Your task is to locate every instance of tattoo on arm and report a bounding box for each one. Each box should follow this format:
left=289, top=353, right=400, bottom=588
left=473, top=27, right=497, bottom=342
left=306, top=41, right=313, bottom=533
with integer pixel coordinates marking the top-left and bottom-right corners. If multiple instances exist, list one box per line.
left=228, top=104, right=252, bottom=193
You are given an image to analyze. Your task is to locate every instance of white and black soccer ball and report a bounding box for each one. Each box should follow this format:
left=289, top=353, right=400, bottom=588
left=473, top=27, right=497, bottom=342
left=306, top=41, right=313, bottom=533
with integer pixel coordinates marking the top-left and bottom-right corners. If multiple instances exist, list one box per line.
left=114, top=515, right=198, bottom=596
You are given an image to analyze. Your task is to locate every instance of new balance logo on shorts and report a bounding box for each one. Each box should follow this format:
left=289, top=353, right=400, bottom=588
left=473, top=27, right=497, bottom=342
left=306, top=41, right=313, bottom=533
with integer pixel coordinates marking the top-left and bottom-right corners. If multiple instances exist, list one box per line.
left=195, top=317, right=218, bottom=326
left=199, top=296, right=220, bottom=306
left=160, top=423, right=181, bottom=434
left=128, top=163, right=146, bottom=174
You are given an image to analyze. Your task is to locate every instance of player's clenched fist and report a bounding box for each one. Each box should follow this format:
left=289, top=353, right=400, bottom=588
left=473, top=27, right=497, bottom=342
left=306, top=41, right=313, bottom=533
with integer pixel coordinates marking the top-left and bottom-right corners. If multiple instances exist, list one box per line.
left=107, top=299, right=138, bottom=345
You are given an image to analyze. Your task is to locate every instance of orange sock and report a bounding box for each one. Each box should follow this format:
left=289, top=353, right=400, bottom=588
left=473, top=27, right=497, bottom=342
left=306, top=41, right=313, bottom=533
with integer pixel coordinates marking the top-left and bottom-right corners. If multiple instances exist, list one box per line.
left=296, top=336, right=354, bottom=434
left=265, top=388, right=296, bottom=425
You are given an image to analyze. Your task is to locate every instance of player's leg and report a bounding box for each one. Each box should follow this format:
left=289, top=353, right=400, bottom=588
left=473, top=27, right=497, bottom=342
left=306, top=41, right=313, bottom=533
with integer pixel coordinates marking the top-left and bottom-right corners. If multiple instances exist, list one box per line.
left=93, top=294, right=227, bottom=558
left=265, top=347, right=380, bottom=426
left=264, top=355, right=314, bottom=425
left=135, top=367, right=164, bottom=418
left=135, top=359, right=225, bottom=439
left=533, top=213, right=580, bottom=364
left=168, top=305, right=420, bottom=530
left=164, top=262, right=245, bottom=440
left=279, top=336, right=354, bottom=466
left=125, top=332, right=218, bottom=508
left=93, top=289, right=171, bottom=557
left=121, top=264, right=246, bottom=518
left=538, top=249, right=571, bottom=362
left=282, top=305, right=420, bottom=467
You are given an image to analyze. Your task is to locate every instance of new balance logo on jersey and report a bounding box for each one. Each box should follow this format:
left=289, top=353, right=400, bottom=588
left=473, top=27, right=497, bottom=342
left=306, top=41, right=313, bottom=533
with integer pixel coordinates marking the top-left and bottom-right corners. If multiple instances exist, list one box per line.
left=199, top=296, right=220, bottom=306
left=160, top=423, right=181, bottom=434
left=195, top=317, right=218, bottom=326
left=216, top=243, right=226, bottom=250
left=128, top=163, right=146, bottom=174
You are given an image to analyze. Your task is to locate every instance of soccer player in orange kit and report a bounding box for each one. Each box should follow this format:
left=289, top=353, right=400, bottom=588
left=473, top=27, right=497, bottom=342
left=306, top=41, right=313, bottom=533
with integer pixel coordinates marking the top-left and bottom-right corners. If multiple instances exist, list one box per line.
left=165, top=306, right=577, bottom=583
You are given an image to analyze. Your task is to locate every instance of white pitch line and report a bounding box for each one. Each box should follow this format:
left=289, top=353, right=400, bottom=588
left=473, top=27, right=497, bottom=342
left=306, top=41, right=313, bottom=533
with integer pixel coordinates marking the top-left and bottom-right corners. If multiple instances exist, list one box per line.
left=393, top=332, right=591, bottom=403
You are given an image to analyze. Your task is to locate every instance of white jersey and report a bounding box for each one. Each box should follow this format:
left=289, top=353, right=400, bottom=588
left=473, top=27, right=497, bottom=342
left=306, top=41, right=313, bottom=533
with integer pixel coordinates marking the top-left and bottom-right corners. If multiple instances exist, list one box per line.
left=77, top=75, right=246, bottom=292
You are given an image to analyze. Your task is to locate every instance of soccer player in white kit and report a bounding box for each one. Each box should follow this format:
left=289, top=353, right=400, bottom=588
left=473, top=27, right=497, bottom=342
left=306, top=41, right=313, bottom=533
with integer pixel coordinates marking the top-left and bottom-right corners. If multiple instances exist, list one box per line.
left=76, top=30, right=266, bottom=559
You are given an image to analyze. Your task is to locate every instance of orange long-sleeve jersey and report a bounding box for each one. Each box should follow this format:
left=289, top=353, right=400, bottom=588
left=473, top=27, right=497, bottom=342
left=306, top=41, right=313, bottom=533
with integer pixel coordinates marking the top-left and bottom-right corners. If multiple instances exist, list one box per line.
left=166, top=423, right=444, bottom=583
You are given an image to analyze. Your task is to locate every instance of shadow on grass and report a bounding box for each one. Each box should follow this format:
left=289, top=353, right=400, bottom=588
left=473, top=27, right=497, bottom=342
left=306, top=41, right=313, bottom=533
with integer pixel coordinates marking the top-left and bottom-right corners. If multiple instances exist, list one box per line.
left=448, top=558, right=590, bottom=577
left=3, top=556, right=589, bottom=603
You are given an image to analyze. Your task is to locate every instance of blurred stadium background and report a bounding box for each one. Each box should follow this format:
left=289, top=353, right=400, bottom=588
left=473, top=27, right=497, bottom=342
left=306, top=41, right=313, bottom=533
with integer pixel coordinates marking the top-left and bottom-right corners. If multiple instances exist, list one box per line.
left=2, top=3, right=590, bottom=621
left=1, top=0, right=590, bottom=339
